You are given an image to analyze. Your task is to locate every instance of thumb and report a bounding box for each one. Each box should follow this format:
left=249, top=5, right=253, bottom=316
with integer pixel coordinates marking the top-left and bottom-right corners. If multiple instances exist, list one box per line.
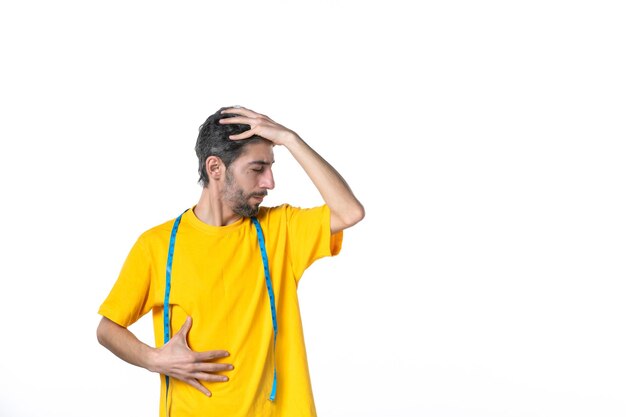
left=175, top=316, right=193, bottom=339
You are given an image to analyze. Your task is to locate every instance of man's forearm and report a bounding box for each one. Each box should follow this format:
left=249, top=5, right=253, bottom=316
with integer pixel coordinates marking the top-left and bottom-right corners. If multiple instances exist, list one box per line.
left=97, top=316, right=157, bottom=372
left=283, top=134, right=365, bottom=233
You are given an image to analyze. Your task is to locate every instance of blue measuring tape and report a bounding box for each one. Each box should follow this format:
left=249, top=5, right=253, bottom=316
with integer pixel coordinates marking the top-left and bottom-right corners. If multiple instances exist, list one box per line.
left=251, top=217, right=278, bottom=401
left=163, top=211, right=278, bottom=405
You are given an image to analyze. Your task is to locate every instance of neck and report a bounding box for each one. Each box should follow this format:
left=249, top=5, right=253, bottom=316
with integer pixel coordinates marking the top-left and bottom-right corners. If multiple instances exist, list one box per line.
left=194, top=187, right=242, bottom=226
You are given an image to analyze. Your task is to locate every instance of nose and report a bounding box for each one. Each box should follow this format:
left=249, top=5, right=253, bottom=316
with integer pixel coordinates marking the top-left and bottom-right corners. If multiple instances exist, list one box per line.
left=260, top=167, right=275, bottom=190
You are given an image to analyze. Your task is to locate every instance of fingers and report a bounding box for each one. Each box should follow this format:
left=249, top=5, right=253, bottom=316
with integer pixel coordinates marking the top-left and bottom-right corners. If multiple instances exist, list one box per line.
left=195, top=349, right=231, bottom=362
left=184, top=371, right=231, bottom=397
left=218, top=117, right=258, bottom=140
left=229, top=131, right=256, bottom=141
left=193, top=357, right=233, bottom=386
left=192, top=371, right=230, bottom=383
left=194, top=362, right=234, bottom=373
left=184, top=361, right=233, bottom=397
left=219, top=115, right=253, bottom=125
left=185, top=378, right=213, bottom=397
left=218, top=115, right=258, bottom=141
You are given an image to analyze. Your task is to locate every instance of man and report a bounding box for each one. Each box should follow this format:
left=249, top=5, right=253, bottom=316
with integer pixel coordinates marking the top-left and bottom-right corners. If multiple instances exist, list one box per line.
left=97, top=105, right=364, bottom=417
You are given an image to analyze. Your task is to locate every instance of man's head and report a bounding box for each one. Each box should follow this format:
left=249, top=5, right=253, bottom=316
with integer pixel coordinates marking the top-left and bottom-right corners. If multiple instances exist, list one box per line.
left=195, top=106, right=265, bottom=187
left=196, top=107, right=275, bottom=217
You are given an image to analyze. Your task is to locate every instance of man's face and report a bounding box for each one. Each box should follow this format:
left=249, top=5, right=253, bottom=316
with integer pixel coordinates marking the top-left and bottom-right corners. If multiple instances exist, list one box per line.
left=222, top=141, right=275, bottom=218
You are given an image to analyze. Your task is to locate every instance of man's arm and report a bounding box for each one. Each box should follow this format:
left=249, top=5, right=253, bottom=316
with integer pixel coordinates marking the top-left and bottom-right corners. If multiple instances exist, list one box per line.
left=280, top=137, right=365, bottom=233
left=97, top=316, right=233, bottom=397
left=220, top=107, right=365, bottom=233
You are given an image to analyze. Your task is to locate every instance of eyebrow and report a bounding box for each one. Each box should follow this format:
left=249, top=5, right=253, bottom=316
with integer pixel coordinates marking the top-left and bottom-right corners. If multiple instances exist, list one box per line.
left=247, top=160, right=275, bottom=166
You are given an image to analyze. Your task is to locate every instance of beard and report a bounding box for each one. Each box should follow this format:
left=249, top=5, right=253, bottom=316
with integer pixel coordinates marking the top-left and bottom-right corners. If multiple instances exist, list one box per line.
left=223, top=170, right=267, bottom=218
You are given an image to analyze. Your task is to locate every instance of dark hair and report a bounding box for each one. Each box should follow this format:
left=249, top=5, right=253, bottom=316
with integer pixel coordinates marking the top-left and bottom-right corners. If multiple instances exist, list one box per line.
left=195, top=106, right=263, bottom=187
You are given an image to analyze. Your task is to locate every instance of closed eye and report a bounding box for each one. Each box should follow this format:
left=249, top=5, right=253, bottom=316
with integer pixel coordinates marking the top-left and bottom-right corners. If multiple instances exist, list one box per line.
left=247, top=160, right=274, bottom=173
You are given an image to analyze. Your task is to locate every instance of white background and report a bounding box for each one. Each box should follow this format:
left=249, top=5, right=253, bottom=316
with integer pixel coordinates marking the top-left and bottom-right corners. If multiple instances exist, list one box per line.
left=1, top=1, right=625, bottom=416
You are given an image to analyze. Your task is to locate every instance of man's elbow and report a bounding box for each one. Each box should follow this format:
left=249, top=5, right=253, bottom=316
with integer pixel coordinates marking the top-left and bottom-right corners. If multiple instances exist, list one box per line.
left=334, top=203, right=365, bottom=232
left=349, top=203, right=365, bottom=227
left=97, top=316, right=115, bottom=347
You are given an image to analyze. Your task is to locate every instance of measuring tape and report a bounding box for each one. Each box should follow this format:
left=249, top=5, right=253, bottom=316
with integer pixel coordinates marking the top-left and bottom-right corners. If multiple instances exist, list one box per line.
left=163, top=210, right=278, bottom=412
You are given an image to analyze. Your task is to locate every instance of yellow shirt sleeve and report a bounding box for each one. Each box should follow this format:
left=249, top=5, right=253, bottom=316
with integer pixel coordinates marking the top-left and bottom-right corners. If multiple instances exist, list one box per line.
left=98, top=236, right=155, bottom=327
left=284, top=204, right=343, bottom=283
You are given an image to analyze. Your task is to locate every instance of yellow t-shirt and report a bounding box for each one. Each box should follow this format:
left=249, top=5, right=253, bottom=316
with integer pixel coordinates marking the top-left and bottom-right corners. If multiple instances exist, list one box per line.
left=98, top=204, right=343, bottom=417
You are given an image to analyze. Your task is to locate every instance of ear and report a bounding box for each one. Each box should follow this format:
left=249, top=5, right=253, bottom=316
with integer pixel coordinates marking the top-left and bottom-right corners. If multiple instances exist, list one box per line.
left=205, top=156, right=224, bottom=180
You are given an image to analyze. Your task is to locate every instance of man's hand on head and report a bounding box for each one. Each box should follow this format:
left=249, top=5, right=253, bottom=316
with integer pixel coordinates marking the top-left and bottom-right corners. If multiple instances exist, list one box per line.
left=219, top=106, right=299, bottom=147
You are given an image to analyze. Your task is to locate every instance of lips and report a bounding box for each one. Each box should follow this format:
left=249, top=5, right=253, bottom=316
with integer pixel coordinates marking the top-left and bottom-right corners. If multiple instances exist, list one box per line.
left=250, top=194, right=266, bottom=203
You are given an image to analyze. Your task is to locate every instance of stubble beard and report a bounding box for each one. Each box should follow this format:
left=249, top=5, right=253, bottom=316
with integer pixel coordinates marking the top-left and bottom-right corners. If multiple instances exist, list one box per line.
left=223, top=170, right=263, bottom=218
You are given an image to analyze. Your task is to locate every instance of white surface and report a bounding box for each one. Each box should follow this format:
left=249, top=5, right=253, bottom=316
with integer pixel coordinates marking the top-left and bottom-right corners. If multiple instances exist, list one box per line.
left=0, top=1, right=625, bottom=416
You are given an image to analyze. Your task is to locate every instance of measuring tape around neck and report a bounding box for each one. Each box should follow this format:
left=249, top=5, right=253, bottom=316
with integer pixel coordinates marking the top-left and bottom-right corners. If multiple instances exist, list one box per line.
left=163, top=210, right=278, bottom=408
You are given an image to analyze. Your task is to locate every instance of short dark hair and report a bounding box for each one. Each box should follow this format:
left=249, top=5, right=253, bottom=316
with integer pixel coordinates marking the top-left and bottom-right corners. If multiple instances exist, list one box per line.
left=195, top=106, right=263, bottom=187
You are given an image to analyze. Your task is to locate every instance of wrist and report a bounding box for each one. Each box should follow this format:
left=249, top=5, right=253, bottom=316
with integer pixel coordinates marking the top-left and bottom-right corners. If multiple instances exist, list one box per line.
left=142, top=345, right=161, bottom=373
left=281, top=131, right=302, bottom=149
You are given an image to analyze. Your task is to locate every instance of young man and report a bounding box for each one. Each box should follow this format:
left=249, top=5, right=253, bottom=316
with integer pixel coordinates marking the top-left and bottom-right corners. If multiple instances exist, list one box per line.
left=97, top=106, right=364, bottom=417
